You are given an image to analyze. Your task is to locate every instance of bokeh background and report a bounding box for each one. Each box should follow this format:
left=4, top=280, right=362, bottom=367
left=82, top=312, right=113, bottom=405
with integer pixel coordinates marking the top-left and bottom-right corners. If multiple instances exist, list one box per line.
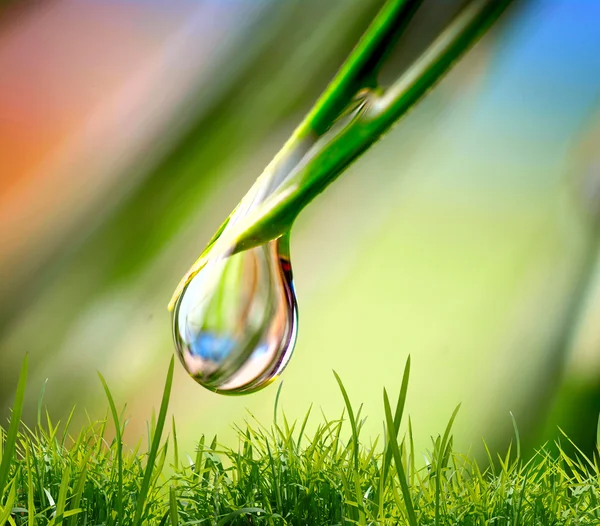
left=1, top=0, right=600, bottom=461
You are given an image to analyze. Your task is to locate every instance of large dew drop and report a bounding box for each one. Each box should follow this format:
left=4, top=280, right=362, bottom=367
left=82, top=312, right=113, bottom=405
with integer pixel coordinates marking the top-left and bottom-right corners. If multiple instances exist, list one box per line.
left=172, top=234, right=298, bottom=394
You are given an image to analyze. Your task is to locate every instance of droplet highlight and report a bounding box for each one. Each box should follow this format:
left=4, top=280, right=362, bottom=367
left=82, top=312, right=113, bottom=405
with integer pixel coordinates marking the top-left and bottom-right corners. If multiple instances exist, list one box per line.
left=172, top=234, right=298, bottom=394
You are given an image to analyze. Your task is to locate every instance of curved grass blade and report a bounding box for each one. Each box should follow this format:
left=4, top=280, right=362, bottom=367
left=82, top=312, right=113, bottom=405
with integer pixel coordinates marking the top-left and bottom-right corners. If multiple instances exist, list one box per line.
left=333, top=371, right=360, bottom=472
left=435, top=404, right=460, bottom=526
left=0, top=478, right=16, bottom=525
left=382, top=356, right=411, bottom=482
left=172, top=416, right=179, bottom=472
left=37, top=379, right=48, bottom=430
left=383, top=388, right=417, bottom=526
left=333, top=371, right=367, bottom=524
left=304, top=0, right=423, bottom=136
left=510, top=410, right=521, bottom=462
left=169, top=0, right=515, bottom=302
left=98, top=373, right=123, bottom=524
left=133, top=356, right=175, bottom=526
left=168, top=0, right=427, bottom=308
left=273, top=380, right=284, bottom=427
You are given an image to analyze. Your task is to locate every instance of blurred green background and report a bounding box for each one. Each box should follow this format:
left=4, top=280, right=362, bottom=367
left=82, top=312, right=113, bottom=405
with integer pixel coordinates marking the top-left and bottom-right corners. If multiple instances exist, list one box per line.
left=1, top=0, right=600, bottom=461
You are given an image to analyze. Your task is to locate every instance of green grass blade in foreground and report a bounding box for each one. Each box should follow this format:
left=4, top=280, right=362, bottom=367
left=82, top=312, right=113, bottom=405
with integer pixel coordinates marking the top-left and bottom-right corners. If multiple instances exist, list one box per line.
left=25, top=446, right=35, bottom=526
left=383, top=388, right=418, bottom=526
left=382, top=356, right=411, bottom=482
left=52, top=464, right=71, bottom=526
left=169, top=0, right=514, bottom=304
left=596, top=412, right=600, bottom=453
left=233, top=0, right=513, bottom=253
left=169, top=486, right=178, bottom=526
left=0, top=354, right=27, bottom=497
left=98, top=373, right=124, bottom=524
left=133, top=356, right=175, bottom=526
left=333, top=371, right=367, bottom=524
left=510, top=410, right=521, bottom=461
left=68, top=447, right=92, bottom=526
left=273, top=380, right=284, bottom=428
left=169, top=0, right=513, bottom=309
left=333, top=371, right=360, bottom=472
left=435, top=404, right=460, bottom=526
left=37, top=378, right=48, bottom=430
left=171, top=416, right=179, bottom=472
left=0, top=479, right=16, bottom=525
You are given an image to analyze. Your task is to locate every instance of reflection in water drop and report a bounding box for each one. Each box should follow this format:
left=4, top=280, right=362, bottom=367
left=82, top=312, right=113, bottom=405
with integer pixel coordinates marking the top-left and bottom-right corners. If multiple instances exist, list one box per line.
left=172, top=234, right=298, bottom=394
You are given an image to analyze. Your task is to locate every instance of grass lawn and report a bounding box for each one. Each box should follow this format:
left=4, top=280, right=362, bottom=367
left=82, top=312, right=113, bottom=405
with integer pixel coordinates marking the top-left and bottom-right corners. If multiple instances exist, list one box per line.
left=1, top=356, right=600, bottom=525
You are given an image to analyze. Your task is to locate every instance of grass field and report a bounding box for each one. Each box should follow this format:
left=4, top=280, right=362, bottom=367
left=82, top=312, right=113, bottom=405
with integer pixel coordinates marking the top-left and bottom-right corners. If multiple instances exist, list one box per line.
left=1, top=356, right=600, bottom=525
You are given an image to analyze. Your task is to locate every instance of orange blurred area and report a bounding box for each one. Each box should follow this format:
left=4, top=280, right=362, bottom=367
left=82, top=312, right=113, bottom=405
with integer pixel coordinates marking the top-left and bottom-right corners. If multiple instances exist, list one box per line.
left=0, top=0, right=261, bottom=292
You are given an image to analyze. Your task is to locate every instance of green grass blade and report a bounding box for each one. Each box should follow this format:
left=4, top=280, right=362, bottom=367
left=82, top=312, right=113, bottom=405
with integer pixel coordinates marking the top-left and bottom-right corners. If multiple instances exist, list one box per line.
left=0, top=354, right=28, bottom=497
left=37, top=378, right=48, bottom=431
left=25, top=445, right=35, bottom=526
left=333, top=371, right=359, bottom=472
left=510, top=411, right=521, bottom=462
left=383, top=356, right=411, bottom=482
left=53, top=464, right=71, bottom=526
left=169, top=486, right=178, bottom=525
left=60, top=407, right=76, bottom=449
left=383, top=388, right=418, bottom=526
left=69, top=448, right=92, bottom=526
left=273, top=380, right=284, bottom=427
left=157, top=511, right=169, bottom=526
left=0, top=478, right=16, bottom=525
left=303, top=0, right=423, bottom=135
left=296, top=404, right=312, bottom=452
left=435, top=403, right=460, bottom=525
left=189, top=0, right=515, bottom=267
left=596, top=412, right=600, bottom=453
left=133, top=356, right=175, bottom=526
left=172, top=416, right=179, bottom=472
left=333, top=372, right=367, bottom=523
left=193, top=435, right=205, bottom=476
left=408, top=417, right=415, bottom=487
left=98, top=372, right=123, bottom=524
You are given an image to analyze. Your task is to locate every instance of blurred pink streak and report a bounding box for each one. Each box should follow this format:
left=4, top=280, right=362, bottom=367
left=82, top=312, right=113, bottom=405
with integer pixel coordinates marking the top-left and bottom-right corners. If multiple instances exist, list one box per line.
left=0, top=0, right=258, bottom=289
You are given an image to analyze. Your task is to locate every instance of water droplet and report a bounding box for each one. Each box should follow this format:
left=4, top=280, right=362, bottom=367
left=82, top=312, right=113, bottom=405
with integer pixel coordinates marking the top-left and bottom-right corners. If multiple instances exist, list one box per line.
left=172, top=233, right=298, bottom=394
